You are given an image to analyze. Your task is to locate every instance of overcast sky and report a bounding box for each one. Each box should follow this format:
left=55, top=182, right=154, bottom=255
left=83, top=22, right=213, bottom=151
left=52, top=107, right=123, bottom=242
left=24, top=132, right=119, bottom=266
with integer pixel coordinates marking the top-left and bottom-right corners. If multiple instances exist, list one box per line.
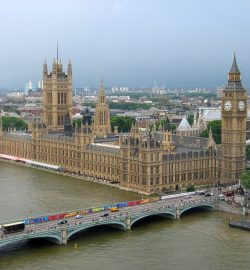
left=0, top=0, right=250, bottom=89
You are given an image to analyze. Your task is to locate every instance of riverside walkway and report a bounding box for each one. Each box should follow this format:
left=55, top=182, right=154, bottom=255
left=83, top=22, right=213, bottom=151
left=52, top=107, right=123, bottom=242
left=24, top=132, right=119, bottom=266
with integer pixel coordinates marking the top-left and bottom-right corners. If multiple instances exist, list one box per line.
left=0, top=193, right=215, bottom=248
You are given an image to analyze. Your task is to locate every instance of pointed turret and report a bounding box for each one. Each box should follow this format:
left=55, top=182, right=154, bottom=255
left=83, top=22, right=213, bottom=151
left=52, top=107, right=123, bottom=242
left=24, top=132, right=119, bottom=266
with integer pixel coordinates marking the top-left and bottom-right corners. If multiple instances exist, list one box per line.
left=230, top=53, right=240, bottom=73
left=52, top=58, right=57, bottom=73
left=209, top=126, right=212, bottom=140
left=98, top=80, right=106, bottom=104
left=208, top=126, right=216, bottom=149
left=43, top=59, right=48, bottom=76
left=67, top=59, right=72, bottom=77
left=58, top=59, right=63, bottom=72
left=193, top=113, right=197, bottom=128
left=228, top=53, right=241, bottom=82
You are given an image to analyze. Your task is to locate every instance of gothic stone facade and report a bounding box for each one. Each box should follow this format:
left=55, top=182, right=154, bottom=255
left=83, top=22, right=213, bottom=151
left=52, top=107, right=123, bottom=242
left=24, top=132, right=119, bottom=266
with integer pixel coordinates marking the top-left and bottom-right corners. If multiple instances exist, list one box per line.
left=0, top=56, right=247, bottom=195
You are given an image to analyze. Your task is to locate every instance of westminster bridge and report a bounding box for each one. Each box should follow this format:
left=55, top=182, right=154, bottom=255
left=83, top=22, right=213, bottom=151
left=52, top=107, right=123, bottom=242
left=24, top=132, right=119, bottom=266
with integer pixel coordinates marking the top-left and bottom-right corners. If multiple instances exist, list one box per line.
left=0, top=193, right=215, bottom=248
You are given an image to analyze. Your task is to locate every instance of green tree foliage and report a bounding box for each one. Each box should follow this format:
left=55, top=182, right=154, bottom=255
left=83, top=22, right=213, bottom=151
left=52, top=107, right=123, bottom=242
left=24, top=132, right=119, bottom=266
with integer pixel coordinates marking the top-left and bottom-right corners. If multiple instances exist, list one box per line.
left=151, top=96, right=174, bottom=109
left=83, top=102, right=96, bottom=108
left=2, top=116, right=28, bottom=131
left=200, top=120, right=221, bottom=144
left=241, top=172, right=250, bottom=190
left=246, top=145, right=250, bottom=160
left=110, top=116, right=136, bottom=132
left=184, top=93, right=217, bottom=99
left=187, top=113, right=194, bottom=126
left=155, top=119, right=176, bottom=134
left=171, top=124, right=177, bottom=134
left=72, top=118, right=82, bottom=128
left=108, top=102, right=152, bottom=111
left=186, top=185, right=195, bottom=192
left=84, top=102, right=152, bottom=111
left=155, top=119, right=168, bottom=130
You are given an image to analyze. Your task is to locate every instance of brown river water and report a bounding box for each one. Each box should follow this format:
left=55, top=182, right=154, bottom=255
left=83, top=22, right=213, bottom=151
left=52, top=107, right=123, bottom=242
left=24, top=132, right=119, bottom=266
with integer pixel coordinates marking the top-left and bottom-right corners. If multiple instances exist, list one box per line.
left=0, top=161, right=250, bottom=270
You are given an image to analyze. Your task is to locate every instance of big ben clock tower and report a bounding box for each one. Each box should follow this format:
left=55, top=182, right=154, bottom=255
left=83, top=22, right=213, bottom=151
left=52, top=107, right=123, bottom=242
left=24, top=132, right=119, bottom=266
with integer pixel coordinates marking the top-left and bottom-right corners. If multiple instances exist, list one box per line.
left=221, top=54, right=247, bottom=184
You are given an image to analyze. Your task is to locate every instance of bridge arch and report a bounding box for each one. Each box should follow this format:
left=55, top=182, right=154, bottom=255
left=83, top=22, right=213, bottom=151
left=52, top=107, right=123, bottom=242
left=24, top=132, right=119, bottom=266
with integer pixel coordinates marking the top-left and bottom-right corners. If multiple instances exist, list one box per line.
left=28, top=234, right=62, bottom=245
left=130, top=211, right=176, bottom=228
left=0, top=233, right=63, bottom=248
left=179, top=204, right=215, bottom=217
left=67, top=221, right=127, bottom=240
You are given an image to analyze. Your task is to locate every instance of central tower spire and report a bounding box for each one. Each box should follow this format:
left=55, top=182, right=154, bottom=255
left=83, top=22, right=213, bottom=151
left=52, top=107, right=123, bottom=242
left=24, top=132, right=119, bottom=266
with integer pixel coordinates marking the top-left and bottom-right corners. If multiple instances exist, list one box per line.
left=92, top=80, right=111, bottom=138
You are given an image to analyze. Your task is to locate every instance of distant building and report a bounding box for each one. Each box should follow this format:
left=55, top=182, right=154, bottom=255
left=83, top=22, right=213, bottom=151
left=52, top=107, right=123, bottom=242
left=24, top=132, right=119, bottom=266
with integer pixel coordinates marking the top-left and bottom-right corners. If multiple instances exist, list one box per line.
left=217, top=86, right=224, bottom=98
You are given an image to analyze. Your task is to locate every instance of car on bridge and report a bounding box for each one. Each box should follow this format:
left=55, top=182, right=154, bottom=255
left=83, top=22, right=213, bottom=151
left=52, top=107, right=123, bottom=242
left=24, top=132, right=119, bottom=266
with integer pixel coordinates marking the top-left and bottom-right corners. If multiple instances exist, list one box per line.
left=58, top=220, right=67, bottom=225
left=75, top=215, right=84, bottom=219
left=110, top=207, right=119, bottom=212
left=100, top=213, right=109, bottom=217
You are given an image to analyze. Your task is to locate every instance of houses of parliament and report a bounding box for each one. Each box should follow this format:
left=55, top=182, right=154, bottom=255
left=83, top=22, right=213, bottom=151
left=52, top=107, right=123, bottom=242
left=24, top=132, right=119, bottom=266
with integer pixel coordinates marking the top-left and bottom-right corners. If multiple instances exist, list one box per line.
left=0, top=55, right=247, bottom=194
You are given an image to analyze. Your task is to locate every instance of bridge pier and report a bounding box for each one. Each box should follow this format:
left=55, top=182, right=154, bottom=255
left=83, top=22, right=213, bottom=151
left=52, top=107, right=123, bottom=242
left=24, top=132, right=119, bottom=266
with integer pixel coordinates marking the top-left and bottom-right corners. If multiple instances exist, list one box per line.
left=126, top=217, right=131, bottom=230
left=175, top=208, right=180, bottom=219
left=61, top=228, right=68, bottom=245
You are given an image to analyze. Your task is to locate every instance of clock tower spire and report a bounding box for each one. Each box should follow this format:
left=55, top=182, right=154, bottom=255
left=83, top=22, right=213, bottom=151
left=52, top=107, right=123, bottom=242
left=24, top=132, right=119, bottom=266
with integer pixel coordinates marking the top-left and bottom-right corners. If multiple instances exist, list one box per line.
left=220, top=54, right=247, bottom=184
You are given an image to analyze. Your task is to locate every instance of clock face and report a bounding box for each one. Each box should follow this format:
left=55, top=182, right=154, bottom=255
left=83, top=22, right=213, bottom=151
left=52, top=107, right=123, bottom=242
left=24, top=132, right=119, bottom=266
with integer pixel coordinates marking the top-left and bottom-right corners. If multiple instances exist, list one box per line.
left=238, top=101, right=245, bottom=111
left=224, top=100, right=232, bottom=111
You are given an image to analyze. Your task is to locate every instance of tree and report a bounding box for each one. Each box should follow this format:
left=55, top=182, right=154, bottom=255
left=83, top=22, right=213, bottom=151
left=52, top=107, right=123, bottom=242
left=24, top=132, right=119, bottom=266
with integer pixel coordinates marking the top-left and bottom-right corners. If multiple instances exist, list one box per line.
left=72, top=118, right=82, bottom=128
left=186, top=185, right=195, bottom=192
left=200, top=120, right=221, bottom=144
left=110, top=116, right=136, bottom=132
left=171, top=124, right=177, bottom=134
left=2, top=116, right=28, bottom=131
left=187, top=113, right=194, bottom=126
left=155, top=119, right=168, bottom=131
left=241, top=172, right=250, bottom=190
left=246, top=145, right=250, bottom=160
left=108, top=102, right=152, bottom=111
left=155, top=119, right=176, bottom=134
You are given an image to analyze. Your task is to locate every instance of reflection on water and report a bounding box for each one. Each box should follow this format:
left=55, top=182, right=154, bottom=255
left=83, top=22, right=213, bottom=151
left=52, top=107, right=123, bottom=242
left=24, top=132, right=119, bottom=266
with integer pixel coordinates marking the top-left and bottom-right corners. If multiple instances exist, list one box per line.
left=1, top=161, right=250, bottom=270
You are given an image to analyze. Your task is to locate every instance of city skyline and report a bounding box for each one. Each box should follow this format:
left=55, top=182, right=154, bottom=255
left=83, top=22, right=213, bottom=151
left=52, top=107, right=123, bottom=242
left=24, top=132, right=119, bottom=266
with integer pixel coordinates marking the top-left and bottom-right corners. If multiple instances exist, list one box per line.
left=0, top=0, right=250, bottom=89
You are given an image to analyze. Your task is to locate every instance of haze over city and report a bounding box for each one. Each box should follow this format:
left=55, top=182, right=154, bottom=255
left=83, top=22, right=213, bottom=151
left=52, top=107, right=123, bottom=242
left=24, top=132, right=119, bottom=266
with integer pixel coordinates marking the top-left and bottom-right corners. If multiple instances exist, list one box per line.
left=0, top=0, right=250, bottom=89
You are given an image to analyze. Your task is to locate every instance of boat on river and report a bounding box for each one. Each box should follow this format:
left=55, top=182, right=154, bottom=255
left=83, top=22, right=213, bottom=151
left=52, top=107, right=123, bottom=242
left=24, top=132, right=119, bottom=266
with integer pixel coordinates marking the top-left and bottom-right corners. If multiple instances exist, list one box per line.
left=229, top=220, right=250, bottom=231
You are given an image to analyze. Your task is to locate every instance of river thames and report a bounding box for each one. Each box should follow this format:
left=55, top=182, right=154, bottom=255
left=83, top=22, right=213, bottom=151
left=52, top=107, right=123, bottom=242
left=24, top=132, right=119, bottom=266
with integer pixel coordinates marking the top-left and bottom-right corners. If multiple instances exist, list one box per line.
left=0, top=161, right=250, bottom=270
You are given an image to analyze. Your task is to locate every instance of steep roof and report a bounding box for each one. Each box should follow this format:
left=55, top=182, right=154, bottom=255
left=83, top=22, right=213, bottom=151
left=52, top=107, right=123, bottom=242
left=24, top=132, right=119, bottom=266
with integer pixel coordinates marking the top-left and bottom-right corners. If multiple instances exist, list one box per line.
left=230, top=54, right=240, bottom=73
left=202, top=109, right=221, bottom=122
left=177, top=116, right=191, bottom=130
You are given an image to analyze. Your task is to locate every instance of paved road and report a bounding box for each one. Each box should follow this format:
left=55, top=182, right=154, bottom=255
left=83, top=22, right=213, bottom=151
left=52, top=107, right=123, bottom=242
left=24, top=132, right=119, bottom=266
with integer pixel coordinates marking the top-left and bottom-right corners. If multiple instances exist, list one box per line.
left=0, top=193, right=214, bottom=241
